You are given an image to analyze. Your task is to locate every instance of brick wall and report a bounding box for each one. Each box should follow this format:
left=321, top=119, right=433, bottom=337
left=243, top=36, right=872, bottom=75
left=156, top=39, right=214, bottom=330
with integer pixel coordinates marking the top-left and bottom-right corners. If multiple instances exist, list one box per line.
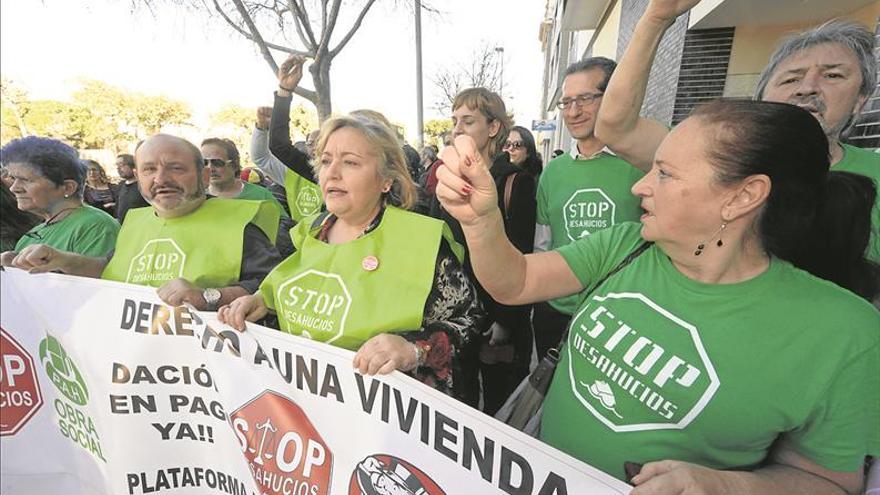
left=617, top=0, right=688, bottom=126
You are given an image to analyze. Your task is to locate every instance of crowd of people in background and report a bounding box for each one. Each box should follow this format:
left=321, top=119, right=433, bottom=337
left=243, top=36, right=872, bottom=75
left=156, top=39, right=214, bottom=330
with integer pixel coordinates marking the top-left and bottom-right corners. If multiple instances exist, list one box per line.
left=1, top=0, right=878, bottom=491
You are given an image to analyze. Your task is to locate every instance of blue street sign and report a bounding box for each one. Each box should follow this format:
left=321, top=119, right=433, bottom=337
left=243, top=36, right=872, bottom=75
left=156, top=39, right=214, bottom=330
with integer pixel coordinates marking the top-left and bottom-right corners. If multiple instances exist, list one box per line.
left=532, top=119, right=557, bottom=131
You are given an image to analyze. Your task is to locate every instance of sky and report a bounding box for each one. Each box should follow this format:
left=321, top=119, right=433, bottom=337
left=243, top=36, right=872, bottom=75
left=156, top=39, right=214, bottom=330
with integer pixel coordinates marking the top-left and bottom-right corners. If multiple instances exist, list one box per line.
left=0, top=0, right=547, bottom=143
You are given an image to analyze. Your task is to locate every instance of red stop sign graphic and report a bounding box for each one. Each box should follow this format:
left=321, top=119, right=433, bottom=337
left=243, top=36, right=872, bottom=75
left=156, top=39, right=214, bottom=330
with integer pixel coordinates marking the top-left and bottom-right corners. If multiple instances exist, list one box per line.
left=230, top=390, right=333, bottom=495
left=0, top=328, right=43, bottom=436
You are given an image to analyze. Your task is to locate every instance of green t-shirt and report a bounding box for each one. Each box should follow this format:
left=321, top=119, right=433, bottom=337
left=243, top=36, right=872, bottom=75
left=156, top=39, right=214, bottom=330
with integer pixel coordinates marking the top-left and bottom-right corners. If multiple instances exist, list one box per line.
left=237, top=182, right=289, bottom=219
left=15, top=204, right=119, bottom=257
left=835, top=143, right=880, bottom=263
left=536, top=151, right=644, bottom=314
left=541, top=222, right=879, bottom=482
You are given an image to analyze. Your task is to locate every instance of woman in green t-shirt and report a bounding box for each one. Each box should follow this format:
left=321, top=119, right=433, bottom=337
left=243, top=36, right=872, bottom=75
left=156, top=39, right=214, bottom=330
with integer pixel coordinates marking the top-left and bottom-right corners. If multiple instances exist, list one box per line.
left=435, top=99, right=878, bottom=492
left=0, top=136, right=119, bottom=260
left=220, top=113, right=483, bottom=400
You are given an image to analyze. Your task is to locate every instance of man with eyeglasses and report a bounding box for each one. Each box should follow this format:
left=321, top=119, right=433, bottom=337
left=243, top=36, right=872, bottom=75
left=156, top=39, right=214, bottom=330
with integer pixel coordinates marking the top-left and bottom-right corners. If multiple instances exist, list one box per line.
left=7, top=134, right=282, bottom=312
left=532, top=57, right=645, bottom=360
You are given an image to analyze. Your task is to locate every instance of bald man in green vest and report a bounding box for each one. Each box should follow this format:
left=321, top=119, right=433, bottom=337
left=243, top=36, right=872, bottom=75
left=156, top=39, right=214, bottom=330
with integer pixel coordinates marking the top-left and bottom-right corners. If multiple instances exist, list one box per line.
left=6, top=134, right=282, bottom=311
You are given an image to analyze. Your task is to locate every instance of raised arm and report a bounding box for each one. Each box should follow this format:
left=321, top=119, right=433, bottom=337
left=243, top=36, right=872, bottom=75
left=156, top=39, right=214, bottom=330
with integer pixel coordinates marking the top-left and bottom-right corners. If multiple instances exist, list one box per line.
left=250, top=107, right=289, bottom=185
left=270, top=55, right=316, bottom=183
left=595, top=0, right=702, bottom=171
left=435, top=136, right=583, bottom=306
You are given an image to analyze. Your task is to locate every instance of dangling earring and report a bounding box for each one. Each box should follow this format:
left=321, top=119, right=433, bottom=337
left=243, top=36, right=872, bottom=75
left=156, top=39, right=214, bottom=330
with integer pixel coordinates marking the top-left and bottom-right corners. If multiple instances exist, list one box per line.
left=694, top=223, right=726, bottom=256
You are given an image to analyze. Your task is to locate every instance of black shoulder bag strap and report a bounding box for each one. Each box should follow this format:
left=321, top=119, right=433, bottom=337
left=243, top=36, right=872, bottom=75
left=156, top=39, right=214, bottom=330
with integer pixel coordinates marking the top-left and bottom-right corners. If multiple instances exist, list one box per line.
left=545, top=240, right=653, bottom=363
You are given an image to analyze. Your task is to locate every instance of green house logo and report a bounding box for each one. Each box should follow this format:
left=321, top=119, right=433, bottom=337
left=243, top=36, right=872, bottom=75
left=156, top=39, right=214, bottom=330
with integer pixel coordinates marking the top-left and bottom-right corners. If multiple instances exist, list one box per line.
left=39, top=335, right=89, bottom=406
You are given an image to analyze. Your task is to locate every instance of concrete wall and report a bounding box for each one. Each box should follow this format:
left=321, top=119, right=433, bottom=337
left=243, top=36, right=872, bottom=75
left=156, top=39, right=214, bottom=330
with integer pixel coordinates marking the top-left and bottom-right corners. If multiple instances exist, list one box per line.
left=592, top=0, right=622, bottom=59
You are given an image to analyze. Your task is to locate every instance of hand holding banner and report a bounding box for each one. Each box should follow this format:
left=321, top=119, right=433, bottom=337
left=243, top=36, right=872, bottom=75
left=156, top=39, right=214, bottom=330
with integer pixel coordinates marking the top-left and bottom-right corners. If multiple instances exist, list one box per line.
left=0, top=269, right=632, bottom=494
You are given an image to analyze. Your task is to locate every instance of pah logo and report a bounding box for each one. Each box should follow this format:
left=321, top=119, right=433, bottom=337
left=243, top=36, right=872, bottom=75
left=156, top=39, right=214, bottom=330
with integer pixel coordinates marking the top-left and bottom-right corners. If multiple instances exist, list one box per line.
left=38, top=334, right=106, bottom=461
left=567, top=293, right=720, bottom=432
left=348, top=454, right=445, bottom=495
left=296, top=186, right=322, bottom=218
left=39, top=335, right=88, bottom=406
left=563, top=189, right=616, bottom=241
left=230, top=391, right=332, bottom=495
left=126, top=238, right=186, bottom=284
left=276, top=270, right=352, bottom=343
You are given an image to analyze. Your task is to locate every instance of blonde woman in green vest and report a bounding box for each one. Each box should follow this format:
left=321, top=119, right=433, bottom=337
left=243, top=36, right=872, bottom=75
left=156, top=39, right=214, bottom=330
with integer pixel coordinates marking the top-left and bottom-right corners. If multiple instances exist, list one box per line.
left=220, top=114, right=484, bottom=399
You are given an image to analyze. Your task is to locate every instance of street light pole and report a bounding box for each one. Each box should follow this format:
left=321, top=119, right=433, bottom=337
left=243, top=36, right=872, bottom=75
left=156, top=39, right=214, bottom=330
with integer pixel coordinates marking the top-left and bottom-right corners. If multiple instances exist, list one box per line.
left=494, top=46, right=504, bottom=98
left=415, top=1, right=424, bottom=148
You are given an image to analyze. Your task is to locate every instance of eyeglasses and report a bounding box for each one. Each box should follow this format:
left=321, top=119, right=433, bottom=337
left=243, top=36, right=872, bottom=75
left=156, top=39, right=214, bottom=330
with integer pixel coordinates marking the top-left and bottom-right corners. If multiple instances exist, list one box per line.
left=503, top=141, right=524, bottom=150
left=204, top=158, right=232, bottom=168
left=556, top=92, right=604, bottom=110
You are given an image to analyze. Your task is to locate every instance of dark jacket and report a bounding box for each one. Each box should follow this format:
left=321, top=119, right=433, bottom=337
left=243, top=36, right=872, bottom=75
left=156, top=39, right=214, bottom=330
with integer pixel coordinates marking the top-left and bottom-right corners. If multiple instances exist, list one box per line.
left=429, top=153, right=537, bottom=362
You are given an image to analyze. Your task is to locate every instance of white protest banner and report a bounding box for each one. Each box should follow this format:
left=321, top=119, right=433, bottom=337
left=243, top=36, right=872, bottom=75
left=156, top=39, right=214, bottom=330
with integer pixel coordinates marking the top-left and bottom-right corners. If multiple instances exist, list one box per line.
left=0, top=269, right=632, bottom=494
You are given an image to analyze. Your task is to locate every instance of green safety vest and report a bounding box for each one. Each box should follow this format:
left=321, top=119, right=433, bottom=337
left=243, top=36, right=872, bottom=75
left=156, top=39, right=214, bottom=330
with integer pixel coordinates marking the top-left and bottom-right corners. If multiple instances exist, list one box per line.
left=284, top=169, right=323, bottom=222
left=102, top=198, right=279, bottom=288
left=260, top=206, right=463, bottom=351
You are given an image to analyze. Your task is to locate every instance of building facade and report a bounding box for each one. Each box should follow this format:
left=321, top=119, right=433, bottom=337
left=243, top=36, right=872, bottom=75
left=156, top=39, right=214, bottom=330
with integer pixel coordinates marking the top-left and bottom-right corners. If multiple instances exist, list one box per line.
left=537, top=0, right=880, bottom=156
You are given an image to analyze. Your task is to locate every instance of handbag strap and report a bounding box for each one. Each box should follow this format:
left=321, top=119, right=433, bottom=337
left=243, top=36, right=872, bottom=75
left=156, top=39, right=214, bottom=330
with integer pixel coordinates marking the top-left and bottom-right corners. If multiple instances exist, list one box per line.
left=503, top=172, right=517, bottom=220
left=547, top=240, right=653, bottom=360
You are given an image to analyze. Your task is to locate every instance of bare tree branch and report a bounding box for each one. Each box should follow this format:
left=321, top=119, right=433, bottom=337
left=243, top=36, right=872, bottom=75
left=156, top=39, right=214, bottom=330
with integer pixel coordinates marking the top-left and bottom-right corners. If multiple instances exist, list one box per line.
left=317, top=0, right=342, bottom=58
left=227, top=0, right=281, bottom=72
left=330, top=0, right=377, bottom=58
left=286, top=0, right=317, bottom=49
left=226, top=0, right=316, bottom=102
left=289, top=0, right=318, bottom=48
left=432, top=43, right=504, bottom=113
left=212, top=0, right=310, bottom=57
left=146, top=0, right=438, bottom=122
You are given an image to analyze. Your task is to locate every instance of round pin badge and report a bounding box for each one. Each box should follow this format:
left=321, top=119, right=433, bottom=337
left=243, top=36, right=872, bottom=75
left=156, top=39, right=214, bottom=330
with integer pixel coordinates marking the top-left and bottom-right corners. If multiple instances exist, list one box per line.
left=362, top=255, right=379, bottom=271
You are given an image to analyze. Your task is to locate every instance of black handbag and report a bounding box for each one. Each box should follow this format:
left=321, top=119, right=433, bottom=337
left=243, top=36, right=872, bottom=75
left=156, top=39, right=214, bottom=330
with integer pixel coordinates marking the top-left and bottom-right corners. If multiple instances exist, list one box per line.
left=494, top=241, right=652, bottom=437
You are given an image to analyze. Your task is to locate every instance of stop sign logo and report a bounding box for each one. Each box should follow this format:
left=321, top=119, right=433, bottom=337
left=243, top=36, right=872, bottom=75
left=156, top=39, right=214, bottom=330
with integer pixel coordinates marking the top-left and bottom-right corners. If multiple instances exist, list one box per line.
left=0, top=328, right=43, bottom=436
left=230, top=390, right=333, bottom=495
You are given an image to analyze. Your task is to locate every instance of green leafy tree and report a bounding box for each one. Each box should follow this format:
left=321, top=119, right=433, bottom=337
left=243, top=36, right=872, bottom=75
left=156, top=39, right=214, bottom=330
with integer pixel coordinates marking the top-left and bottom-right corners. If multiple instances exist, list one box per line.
left=63, top=79, right=191, bottom=149
left=210, top=102, right=318, bottom=165
left=289, top=103, right=319, bottom=141
left=0, top=77, right=30, bottom=140
left=423, top=118, right=452, bottom=147
left=210, top=103, right=255, bottom=164
left=130, top=94, right=191, bottom=136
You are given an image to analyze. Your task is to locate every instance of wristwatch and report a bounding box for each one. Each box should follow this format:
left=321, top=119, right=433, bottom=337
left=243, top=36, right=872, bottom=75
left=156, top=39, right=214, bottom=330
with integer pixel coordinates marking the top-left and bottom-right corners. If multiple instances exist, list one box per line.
left=202, top=288, right=222, bottom=311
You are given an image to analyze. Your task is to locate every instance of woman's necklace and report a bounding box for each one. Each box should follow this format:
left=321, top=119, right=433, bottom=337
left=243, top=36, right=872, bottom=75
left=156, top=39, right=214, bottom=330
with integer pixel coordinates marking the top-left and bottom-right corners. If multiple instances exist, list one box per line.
left=41, top=206, right=80, bottom=227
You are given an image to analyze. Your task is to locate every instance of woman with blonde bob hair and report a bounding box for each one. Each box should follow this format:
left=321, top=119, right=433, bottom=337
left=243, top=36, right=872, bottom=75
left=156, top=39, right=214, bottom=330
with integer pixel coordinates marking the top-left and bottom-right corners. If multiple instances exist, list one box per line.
left=221, top=113, right=483, bottom=399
